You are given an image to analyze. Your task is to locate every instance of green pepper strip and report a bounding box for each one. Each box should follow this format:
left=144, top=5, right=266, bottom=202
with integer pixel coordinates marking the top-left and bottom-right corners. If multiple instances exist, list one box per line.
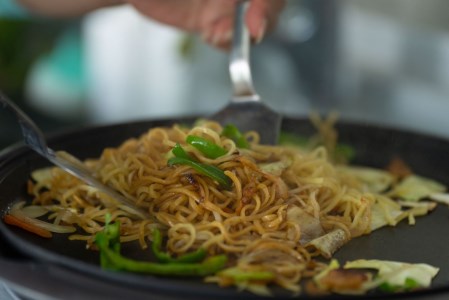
left=219, top=267, right=275, bottom=283
left=278, top=132, right=309, bottom=147
left=279, top=132, right=355, bottom=162
left=379, top=277, right=420, bottom=292
left=151, top=228, right=207, bottom=263
left=221, top=124, right=249, bottom=149
left=172, top=143, right=191, bottom=159
left=98, top=219, right=121, bottom=269
left=95, top=223, right=227, bottom=276
left=186, top=135, right=227, bottom=159
left=168, top=157, right=232, bottom=189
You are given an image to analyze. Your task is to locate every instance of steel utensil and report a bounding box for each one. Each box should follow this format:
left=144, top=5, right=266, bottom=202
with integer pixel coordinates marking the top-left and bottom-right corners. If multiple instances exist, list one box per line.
left=0, top=91, right=149, bottom=220
left=211, top=0, right=282, bottom=145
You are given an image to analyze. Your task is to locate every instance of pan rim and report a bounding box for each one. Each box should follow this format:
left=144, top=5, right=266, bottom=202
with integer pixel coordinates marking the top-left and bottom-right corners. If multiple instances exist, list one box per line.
left=1, top=116, right=449, bottom=299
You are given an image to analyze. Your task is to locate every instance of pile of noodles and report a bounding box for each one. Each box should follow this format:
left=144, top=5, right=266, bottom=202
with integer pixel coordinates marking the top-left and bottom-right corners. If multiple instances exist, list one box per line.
left=23, top=118, right=379, bottom=294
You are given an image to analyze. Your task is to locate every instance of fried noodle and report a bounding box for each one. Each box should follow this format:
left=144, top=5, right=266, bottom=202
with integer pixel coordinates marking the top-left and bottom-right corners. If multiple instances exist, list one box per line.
left=26, top=120, right=377, bottom=293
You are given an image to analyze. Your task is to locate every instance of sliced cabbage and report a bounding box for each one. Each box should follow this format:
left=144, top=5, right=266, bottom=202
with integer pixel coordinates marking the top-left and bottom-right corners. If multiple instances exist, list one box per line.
left=9, top=202, right=76, bottom=234
left=286, top=206, right=325, bottom=244
left=31, top=167, right=53, bottom=188
left=429, top=193, right=449, bottom=206
left=259, top=157, right=293, bottom=176
left=344, top=259, right=439, bottom=290
left=370, top=196, right=403, bottom=231
left=371, top=196, right=436, bottom=230
left=337, top=166, right=394, bottom=193
left=388, top=175, right=446, bottom=201
left=306, top=229, right=348, bottom=259
left=20, top=205, right=50, bottom=218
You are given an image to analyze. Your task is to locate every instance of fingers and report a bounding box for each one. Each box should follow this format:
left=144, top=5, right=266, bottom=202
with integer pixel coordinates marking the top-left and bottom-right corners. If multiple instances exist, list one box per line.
left=246, top=0, right=286, bottom=43
left=202, top=15, right=234, bottom=50
left=127, top=0, right=285, bottom=51
left=202, top=0, right=285, bottom=50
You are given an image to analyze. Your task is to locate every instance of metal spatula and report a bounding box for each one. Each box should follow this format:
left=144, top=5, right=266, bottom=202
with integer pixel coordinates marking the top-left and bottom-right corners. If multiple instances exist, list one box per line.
left=210, top=0, right=282, bottom=145
left=0, top=91, right=150, bottom=220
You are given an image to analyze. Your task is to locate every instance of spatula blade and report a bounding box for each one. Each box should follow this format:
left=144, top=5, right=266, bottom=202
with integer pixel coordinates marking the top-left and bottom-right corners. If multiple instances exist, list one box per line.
left=211, top=100, right=282, bottom=145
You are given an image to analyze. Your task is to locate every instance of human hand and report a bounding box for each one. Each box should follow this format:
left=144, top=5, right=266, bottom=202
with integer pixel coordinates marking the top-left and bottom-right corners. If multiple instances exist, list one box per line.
left=124, top=0, right=286, bottom=49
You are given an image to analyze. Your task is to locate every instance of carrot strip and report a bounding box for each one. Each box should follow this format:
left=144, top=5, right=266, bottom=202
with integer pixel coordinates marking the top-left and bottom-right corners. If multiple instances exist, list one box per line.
left=3, top=214, right=52, bottom=238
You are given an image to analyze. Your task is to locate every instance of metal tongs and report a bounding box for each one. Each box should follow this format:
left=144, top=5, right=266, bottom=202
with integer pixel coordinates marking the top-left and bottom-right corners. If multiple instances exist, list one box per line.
left=0, top=91, right=149, bottom=220
left=211, top=0, right=282, bottom=144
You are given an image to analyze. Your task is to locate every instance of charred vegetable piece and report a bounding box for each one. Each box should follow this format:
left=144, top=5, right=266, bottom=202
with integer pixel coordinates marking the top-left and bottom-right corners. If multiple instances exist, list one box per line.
left=95, top=222, right=227, bottom=276
left=317, top=268, right=369, bottom=292
left=169, top=144, right=232, bottom=189
left=186, top=135, right=227, bottom=159
left=151, top=228, right=207, bottom=263
left=221, top=124, right=249, bottom=149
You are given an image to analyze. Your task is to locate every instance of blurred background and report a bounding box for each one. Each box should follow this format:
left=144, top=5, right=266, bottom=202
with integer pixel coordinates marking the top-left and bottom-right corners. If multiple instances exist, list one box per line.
left=2, top=0, right=449, bottom=150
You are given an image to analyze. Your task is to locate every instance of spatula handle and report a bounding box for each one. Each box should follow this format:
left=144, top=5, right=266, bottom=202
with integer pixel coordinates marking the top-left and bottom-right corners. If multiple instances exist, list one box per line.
left=229, top=0, right=259, bottom=100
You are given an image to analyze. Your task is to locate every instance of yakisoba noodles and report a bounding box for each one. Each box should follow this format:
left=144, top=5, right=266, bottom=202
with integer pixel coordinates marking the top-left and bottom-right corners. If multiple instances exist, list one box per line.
left=8, top=118, right=441, bottom=295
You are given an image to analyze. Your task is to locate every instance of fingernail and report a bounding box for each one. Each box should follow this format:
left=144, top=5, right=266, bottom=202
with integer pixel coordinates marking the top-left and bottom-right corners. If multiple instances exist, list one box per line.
left=255, top=19, right=267, bottom=44
left=221, top=30, right=233, bottom=45
left=212, top=30, right=232, bottom=46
